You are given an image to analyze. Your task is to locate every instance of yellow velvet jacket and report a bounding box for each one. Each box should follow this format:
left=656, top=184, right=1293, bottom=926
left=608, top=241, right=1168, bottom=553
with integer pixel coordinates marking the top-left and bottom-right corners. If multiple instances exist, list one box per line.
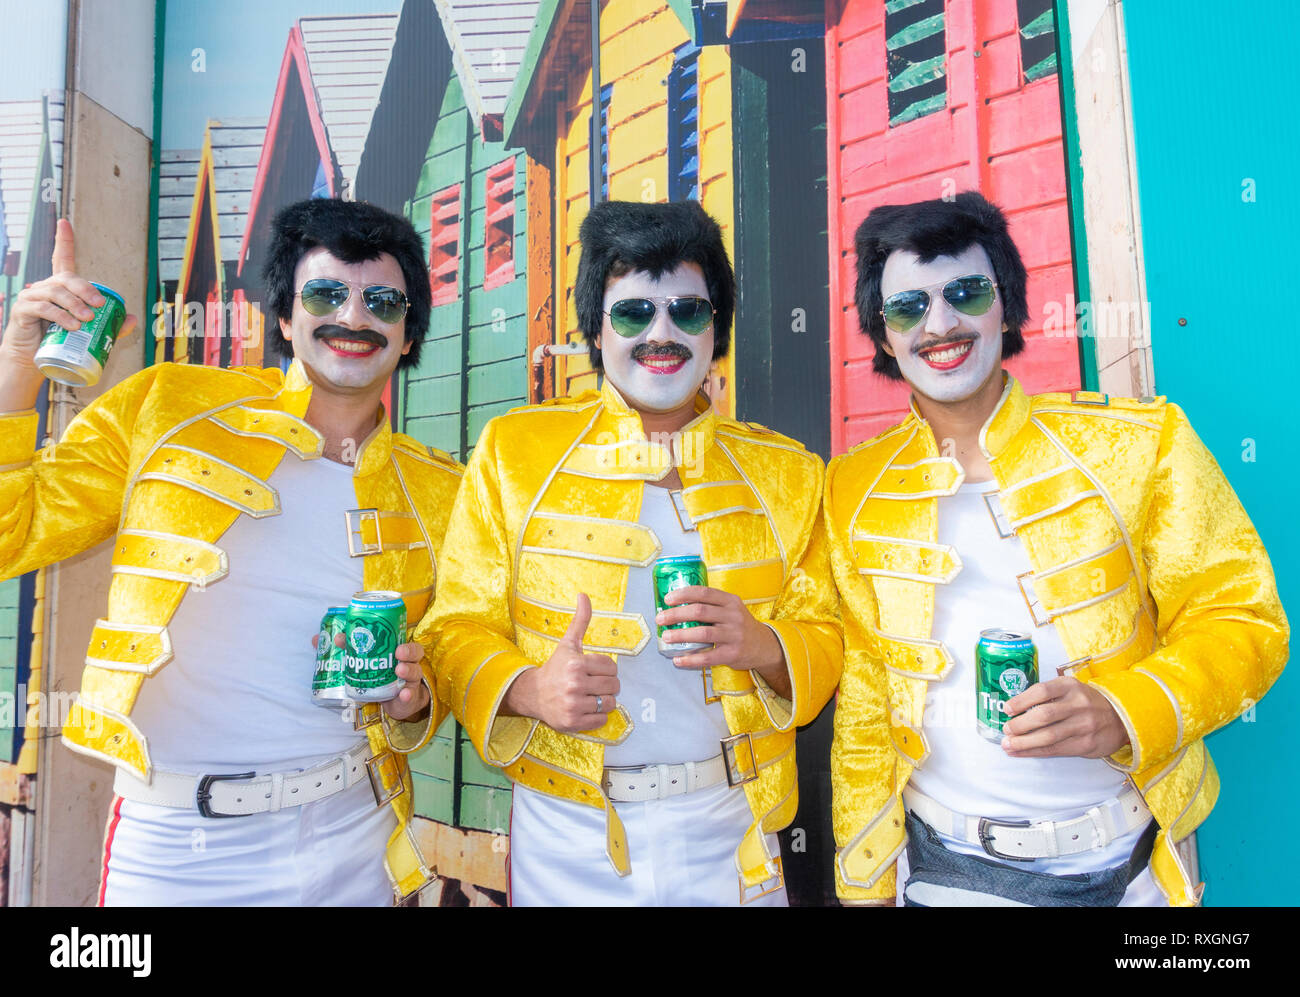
left=825, top=377, right=1287, bottom=906
left=418, top=381, right=843, bottom=890
left=0, top=359, right=462, bottom=899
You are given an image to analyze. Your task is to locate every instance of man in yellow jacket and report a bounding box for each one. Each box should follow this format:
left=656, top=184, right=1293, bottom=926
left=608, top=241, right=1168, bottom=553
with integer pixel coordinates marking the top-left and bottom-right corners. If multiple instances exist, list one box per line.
left=418, top=201, right=842, bottom=905
left=0, top=200, right=461, bottom=904
left=827, top=192, right=1287, bottom=906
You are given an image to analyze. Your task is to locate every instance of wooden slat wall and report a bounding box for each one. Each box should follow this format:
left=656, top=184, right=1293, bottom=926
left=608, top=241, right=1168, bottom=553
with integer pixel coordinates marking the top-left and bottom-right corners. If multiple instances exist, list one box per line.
left=827, top=0, right=1079, bottom=452
left=0, top=577, right=18, bottom=764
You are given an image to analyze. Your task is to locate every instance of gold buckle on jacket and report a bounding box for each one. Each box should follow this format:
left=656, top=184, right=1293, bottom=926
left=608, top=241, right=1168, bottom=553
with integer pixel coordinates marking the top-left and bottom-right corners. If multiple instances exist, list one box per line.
left=739, top=857, right=784, bottom=904
left=346, top=508, right=381, bottom=557
left=983, top=492, right=1014, bottom=538
left=1015, top=571, right=1054, bottom=627
left=721, top=732, right=757, bottom=787
left=352, top=702, right=383, bottom=731
left=366, top=752, right=403, bottom=808
left=701, top=669, right=721, bottom=704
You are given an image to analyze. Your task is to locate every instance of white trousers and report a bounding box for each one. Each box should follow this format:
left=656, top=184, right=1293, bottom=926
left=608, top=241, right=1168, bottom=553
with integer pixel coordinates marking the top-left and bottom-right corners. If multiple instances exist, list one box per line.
left=509, top=781, right=788, bottom=907
left=100, top=778, right=397, bottom=906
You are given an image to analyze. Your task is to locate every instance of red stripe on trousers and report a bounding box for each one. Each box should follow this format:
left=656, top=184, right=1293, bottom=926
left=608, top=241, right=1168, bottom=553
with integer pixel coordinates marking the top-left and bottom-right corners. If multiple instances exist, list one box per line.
left=97, top=795, right=124, bottom=907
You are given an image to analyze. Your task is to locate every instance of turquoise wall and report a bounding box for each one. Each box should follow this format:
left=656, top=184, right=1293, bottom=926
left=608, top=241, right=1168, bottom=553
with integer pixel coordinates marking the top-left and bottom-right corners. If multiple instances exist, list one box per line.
left=1124, top=0, right=1296, bottom=905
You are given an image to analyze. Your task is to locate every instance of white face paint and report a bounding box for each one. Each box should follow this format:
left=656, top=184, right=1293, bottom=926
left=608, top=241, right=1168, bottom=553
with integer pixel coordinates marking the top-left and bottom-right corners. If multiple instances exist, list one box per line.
left=880, top=245, right=1005, bottom=406
left=280, top=246, right=412, bottom=397
left=597, top=262, right=715, bottom=417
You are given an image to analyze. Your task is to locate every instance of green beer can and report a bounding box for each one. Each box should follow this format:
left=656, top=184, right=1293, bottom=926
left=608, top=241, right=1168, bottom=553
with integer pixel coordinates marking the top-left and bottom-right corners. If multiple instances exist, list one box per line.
left=343, top=591, right=407, bottom=702
left=653, top=555, right=711, bottom=657
left=976, top=629, right=1038, bottom=742
left=34, top=281, right=127, bottom=387
left=311, top=606, right=351, bottom=708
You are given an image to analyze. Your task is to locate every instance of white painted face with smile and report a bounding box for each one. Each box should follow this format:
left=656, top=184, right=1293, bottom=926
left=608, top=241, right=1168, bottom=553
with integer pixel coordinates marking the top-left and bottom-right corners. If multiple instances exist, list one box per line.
left=597, top=262, right=715, bottom=416
left=280, top=246, right=412, bottom=397
left=880, top=244, right=1005, bottom=406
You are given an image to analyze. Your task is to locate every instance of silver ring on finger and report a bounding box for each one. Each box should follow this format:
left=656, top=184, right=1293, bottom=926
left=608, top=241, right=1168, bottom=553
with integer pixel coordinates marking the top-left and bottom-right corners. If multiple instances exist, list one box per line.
left=595, top=695, right=604, bottom=711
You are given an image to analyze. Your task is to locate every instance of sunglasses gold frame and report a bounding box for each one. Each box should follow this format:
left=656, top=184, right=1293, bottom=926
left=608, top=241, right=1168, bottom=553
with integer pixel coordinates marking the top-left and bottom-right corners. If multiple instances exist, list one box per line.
left=602, top=295, right=716, bottom=338
left=880, top=274, right=999, bottom=333
left=295, top=277, right=410, bottom=325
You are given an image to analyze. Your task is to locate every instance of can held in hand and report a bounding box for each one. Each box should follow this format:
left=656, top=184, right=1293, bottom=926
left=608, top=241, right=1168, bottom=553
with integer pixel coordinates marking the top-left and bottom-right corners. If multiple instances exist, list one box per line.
left=343, top=591, right=407, bottom=702
left=34, top=282, right=127, bottom=387
left=976, top=629, right=1038, bottom=742
left=653, top=555, right=711, bottom=657
left=311, top=606, right=351, bottom=708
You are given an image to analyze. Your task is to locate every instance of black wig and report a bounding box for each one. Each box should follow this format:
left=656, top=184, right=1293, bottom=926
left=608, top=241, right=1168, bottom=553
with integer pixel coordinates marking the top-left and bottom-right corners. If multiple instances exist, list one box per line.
left=853, top=191, right=1028, bottom=380
left=575, top=200, right=735, bottom=371
left=262, top=198, right=430, bottom=370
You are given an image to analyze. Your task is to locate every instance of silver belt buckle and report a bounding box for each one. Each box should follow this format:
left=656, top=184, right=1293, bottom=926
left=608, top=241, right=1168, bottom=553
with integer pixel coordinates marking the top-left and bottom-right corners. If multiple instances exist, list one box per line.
left=366, top=752, right=404, bottom=809
left=346, top=508, right=381, bottom=557
left=977, top=816, right=1037, bottom=862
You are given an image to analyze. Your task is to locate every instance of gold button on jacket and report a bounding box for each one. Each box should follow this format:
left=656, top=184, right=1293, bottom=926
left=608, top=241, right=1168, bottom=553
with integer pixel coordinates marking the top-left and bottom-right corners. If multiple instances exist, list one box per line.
left=419, top=381, right=844, bottom=889
left=825, top=377, right=1288, bottom=906
left=0, top=359, right=463, bottom=900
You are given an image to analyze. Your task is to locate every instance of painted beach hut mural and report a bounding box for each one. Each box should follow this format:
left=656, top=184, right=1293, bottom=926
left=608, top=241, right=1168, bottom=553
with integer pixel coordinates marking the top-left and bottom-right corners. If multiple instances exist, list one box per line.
left=172, top=120, right=266, bottom=368
left=237, top=13, right=400, bottom=323
left=351, top=0, right=541, bottom=906
left=0, top=92, right=63, bottom=329
left=154, top=147, right=201, bottom=362
left=825, top=0, right=1079, bottom=448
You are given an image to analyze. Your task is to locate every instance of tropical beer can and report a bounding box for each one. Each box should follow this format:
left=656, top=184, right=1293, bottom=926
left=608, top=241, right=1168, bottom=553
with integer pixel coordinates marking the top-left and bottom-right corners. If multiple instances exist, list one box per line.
left=975, top=629, right=1038, bottom=742
left=311, top=606, right=351, bottom=708
left=343, top=592, right=407, bottom=702
left=653, top=555, right=711, bottom=657
left=34, top=281, right=127, bottom=387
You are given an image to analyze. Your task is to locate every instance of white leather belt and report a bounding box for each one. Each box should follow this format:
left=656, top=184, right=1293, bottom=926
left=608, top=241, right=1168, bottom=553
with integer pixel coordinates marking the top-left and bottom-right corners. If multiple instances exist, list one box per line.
left=113, top=741, right=375, bottom=818
left=603, top=754, right=728, bottom=802
left=903, top=784, right=1152, bottom=862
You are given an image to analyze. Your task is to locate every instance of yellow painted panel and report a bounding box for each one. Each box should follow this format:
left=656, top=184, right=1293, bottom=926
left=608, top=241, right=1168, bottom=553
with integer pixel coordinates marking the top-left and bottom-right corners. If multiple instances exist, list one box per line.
left=612, top=105, right=670, bottom=171
left=609, top=159, right=668, bottom=202
left=601, top=1, right=684, bottom=46
left=603, top=32, right=677, bottom=80
left=607, top=59, right=673, bottom=127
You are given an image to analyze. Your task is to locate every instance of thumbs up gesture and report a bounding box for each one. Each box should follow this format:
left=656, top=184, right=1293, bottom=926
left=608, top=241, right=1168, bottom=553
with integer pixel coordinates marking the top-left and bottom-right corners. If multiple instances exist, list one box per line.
left=0, top=219, right=137, bottom=409
left=502, top=593, right=620, bottom=732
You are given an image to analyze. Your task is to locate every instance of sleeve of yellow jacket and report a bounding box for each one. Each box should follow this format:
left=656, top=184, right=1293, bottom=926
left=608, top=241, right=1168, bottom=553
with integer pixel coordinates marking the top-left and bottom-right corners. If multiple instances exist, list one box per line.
left=415, top=418, right=537, bottom=767
left=752, top=484, right=844, bottom=733
left=823, top=454, right=900, bottom=903
left=1088, top=404, right=1289, bottom=775
left=0, top=367, right=160, bottom=582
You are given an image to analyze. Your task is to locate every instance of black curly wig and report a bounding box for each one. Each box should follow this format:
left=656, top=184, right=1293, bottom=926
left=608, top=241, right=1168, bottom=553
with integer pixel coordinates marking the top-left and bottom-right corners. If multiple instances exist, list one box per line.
left=575, top=200, right=735, bottom=371
left=853, top=192, right=1028, bottom=380
left=262, top=198, right=430, bottom=370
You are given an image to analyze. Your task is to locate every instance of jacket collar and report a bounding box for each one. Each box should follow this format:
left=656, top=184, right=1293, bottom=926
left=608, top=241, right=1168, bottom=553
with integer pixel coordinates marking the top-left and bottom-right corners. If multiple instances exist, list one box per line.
left=275, top=358, right=392, bottom=476
left=591, top=379, right=718, bottom=478
left=904, top=373, right=1030, bottom=462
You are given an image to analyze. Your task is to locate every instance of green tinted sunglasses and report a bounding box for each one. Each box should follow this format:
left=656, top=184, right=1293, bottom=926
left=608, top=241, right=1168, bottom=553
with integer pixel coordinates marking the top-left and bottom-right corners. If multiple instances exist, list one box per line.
left=881, top=275, right=998, bottom=333
left=296, top=277, right=410, bottom=326
left=604, top=296, right=715, bottom=338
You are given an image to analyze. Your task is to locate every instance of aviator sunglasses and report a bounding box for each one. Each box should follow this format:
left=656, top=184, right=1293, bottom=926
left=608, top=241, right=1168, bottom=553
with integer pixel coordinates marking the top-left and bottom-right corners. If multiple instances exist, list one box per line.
left=296, top=277, right=410, bottom=326
left=604, top=296, right=715, bottom=338
left=881, top=274, right=998, bottom=333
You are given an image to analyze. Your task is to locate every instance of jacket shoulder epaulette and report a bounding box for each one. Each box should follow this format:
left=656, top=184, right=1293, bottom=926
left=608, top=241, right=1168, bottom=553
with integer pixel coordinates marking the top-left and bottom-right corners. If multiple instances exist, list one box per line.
left=715, top=417, right=816, bottom=461
left=392, top=435, right=464, bottom=474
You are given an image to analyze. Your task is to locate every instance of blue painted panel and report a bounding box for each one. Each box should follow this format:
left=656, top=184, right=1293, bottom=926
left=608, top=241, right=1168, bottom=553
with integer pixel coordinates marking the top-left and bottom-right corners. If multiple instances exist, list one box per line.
left=1124, top=0, right=1296, bottom=906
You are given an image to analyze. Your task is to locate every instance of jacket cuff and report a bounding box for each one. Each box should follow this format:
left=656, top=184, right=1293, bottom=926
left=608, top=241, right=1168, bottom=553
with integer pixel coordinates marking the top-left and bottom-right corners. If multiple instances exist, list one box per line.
left=462, top=650, right=538, bottom=766
left=381, top=679, right=436, bottom=753
left=1087, top=670, right=1181, bottom=773
left=752, top=623, right=797, bottom=731
left=0, top=411, right=39, bottom=466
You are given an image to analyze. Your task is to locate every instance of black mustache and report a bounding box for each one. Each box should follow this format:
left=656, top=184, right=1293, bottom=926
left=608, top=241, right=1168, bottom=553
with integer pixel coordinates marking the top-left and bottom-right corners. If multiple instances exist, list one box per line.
left=912, top=334, right=975, bottom=355
left=313, top=325, right=386, bottom=348
left=631, top=341, right=693, bottom=361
